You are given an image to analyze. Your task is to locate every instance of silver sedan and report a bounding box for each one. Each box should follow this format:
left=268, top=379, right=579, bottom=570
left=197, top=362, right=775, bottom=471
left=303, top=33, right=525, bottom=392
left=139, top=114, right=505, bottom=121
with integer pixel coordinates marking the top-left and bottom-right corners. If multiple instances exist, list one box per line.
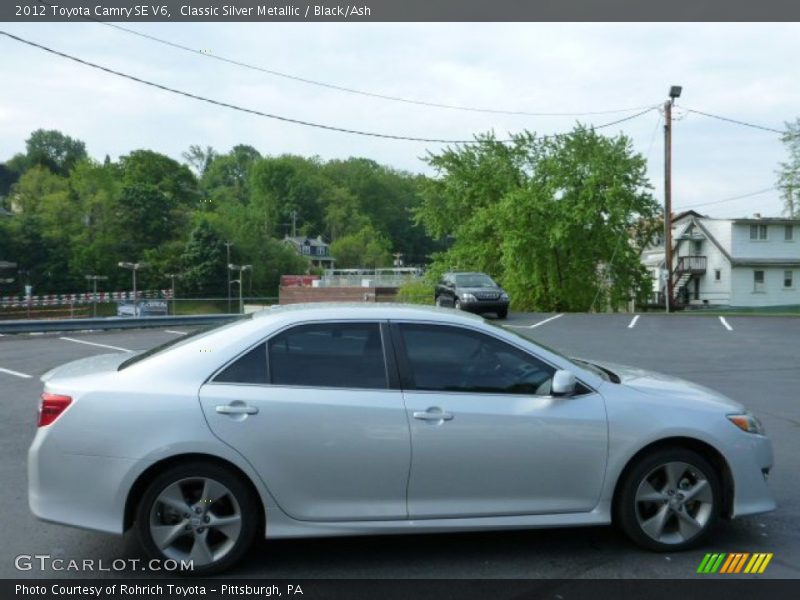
left=29, top=304, right=775, bottom=574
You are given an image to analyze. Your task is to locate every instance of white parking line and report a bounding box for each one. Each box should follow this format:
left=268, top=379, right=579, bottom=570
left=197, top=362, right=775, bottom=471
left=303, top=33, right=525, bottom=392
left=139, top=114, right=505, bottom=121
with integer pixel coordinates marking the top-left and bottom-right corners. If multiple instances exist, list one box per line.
left=59, top=337, right=133, bottom=353
left=628, top=315, right=640, bottom=329
left=529, top=314, right=564, bottom=329
left=719, top=316, right=733, bottom=331
left=0, top=367, right=33, bottom=379
left=165, top=330, right=188, bottom=335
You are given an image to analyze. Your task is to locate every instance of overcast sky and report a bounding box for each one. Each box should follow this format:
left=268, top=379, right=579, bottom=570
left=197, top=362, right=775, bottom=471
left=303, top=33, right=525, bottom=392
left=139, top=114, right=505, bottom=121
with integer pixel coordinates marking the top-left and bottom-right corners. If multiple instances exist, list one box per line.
left=1, top=22, right=798, bottom=217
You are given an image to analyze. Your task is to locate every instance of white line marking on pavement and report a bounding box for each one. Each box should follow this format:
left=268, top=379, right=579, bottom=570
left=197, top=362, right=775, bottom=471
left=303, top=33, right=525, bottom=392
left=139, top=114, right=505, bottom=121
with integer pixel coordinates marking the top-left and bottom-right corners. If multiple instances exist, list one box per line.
left=719, top=316, right=733, bottom=331
left=165, top=330, right=188, bottom=335
left=628, top=315, right=640, bottom=329
left=529, top=314, right=564, bottom=329
left=59, top=337, right=133, bottom=353
left=0, top=367, right=33, bottom=379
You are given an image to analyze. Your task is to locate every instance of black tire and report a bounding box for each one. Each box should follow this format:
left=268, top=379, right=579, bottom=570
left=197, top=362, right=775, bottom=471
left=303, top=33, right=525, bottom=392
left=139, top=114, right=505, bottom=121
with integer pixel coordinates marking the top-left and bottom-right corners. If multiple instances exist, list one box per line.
left=135, top=461, right=259, bottom=575
left=454, top=299, right=462, bottom=310
left=616, top=448, right=721, bottom=552
left=435, top=295, right=444, bottom=307
left=497, top=309, right=508, bottom=319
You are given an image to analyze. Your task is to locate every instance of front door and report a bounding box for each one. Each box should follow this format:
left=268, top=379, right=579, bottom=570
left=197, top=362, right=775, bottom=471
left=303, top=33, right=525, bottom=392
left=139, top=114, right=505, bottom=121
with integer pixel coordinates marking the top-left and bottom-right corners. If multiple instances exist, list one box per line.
left=393, top=322, right=608, bottom=519
left=199, top=322, right=410, bottom=521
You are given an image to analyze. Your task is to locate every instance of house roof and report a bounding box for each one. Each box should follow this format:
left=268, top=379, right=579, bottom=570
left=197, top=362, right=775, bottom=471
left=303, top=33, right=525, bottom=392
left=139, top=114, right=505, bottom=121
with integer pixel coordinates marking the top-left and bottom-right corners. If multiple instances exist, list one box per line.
left=732, top=217, right=800, bottom=224
left=285, top=235, right=330, bottom=247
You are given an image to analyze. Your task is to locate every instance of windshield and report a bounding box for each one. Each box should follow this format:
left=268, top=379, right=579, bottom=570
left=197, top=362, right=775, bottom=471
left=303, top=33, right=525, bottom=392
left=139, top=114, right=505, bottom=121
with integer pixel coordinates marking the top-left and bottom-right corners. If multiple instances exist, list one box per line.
left=117, top=315, right=250, bottom=370
left=455, top=274, right=497, bottom=288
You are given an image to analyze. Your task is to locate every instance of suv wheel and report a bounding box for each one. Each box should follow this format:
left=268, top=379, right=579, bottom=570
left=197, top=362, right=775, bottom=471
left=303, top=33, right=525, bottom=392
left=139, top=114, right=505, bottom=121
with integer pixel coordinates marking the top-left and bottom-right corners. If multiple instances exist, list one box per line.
left=136, top=462, right=258, bottom=575
left=616, top=448, right=720, bottom=551
left=454, top=299, right=462, bottom=310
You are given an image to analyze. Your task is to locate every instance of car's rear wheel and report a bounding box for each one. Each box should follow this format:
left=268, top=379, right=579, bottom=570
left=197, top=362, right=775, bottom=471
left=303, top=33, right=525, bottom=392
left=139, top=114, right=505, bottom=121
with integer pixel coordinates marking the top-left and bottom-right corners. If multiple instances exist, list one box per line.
left=136, top=462, right=258, bottom=575
left=616, top=448, right=720, bottom=551
left=435, top=295, right=444, bottom=307
left=454, top=299, right=462, bottom=310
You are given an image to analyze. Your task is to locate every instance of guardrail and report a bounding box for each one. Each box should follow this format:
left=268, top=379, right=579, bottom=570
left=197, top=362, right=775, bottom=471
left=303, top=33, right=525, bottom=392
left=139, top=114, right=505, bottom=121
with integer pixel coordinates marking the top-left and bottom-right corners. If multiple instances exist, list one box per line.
left=0, top=314, right=240, bottom=335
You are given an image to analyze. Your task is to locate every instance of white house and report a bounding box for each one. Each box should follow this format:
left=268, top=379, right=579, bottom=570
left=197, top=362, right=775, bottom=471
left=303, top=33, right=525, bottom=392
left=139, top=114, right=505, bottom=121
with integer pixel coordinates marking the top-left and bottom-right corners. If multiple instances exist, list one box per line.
left=642, top=211, right=800, bottom=308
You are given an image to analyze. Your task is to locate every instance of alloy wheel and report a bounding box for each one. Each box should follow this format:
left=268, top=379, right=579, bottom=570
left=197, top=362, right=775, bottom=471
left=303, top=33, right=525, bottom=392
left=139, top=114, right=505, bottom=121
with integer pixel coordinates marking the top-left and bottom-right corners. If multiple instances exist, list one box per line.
left=634, top=461, right=714, bottom=545
left=149, top=477, right=243, bottom=566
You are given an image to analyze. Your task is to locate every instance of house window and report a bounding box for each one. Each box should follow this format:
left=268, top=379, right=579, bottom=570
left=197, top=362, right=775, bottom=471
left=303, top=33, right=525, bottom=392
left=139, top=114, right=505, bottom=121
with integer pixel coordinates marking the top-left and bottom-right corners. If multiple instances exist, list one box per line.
left=301, top=244, right=310, bottom=255
left=750, top=224, right=768, bottom=240
left=753, top=270, right=765, bottom=292
left=786, top=225, right=794, bottom=241
left=714, top=269, right=721, bottom=281
left=693, top=240, right=702, bottom=254
left=785, top=271, right=794, bottom=289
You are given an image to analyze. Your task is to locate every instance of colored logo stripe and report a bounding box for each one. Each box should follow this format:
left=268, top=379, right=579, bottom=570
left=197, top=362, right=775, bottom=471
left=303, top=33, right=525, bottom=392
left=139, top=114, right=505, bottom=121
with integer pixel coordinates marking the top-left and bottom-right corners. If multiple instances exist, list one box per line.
left=698, top=552, right=773, bottom=574
left=744, top=553, right=773, bottom=574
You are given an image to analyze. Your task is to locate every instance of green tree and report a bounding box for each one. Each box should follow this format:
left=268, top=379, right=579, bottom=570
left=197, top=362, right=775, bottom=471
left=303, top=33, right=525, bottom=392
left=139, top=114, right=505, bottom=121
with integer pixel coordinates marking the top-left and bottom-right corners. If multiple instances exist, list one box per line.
left=418, top=127, right=660, bottom=312
left=777, top=118, right=800, bottom=217
left=16, top=129, right=88, bottom=176
left=331, top=225, right=393, bottom=269
left=180, top=220, right=226, bottom=296
left=201, top=145, right=261, bottom=206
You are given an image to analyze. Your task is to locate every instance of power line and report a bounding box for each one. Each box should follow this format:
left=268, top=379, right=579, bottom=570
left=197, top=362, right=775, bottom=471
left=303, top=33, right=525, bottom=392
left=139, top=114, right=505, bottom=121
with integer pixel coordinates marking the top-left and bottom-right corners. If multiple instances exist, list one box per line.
left=679, top=106, right=789, bottom=136
left=0, top=30, right=656, bottom=145
left=678, top=187, right=777, bottom=210
left=31, top=0, right=658, bottom=118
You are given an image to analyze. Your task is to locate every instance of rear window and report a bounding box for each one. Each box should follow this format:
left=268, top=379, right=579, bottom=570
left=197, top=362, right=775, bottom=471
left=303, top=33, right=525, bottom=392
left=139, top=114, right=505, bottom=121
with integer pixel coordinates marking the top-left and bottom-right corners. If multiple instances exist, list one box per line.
left=117, top=316, right=250, bottom=370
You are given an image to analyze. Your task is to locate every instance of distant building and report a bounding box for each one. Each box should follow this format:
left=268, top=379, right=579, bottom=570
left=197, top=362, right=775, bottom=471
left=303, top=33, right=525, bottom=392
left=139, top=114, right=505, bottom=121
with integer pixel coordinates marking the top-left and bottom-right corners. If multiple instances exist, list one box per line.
left=643, top=212, right=800, bottom=308
left=284, top=235, right=336, bottom=269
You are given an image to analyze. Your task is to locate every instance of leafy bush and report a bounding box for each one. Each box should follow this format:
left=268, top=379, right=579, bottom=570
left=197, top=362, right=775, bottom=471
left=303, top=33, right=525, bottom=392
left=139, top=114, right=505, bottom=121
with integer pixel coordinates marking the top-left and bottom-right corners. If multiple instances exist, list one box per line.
left=396, top=280, right=435, bottom=305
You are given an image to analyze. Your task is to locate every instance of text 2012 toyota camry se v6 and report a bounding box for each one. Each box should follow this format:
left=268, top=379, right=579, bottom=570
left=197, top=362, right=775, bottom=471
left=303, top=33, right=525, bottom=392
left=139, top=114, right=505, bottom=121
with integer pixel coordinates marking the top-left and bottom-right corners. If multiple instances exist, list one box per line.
left=29, top=304, right=776, bottom=574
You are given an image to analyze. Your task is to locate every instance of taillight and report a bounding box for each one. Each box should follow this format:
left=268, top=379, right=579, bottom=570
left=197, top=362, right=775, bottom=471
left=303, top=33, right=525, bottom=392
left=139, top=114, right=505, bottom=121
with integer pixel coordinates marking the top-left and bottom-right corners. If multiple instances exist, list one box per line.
left=38, top=393, right=72, bottom=427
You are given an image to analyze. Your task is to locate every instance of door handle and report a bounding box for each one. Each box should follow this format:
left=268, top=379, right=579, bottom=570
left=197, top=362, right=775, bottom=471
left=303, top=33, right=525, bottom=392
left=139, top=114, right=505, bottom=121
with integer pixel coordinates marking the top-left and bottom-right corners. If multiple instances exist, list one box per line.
left=216, top=404, right=259, bottom=415
left=413, top=409, right=454, bottom=422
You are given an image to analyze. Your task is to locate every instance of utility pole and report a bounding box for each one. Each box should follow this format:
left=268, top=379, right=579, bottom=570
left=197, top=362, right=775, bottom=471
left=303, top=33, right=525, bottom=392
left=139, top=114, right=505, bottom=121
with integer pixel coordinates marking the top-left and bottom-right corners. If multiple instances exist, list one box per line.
left=85, top=275, right=108, bottom=318
left=165, top=273, right=179, bottom=315
left=664, top=85, right=682, bottom=313
left=224, top=241, right=233, bottom=313
left=291, top=210, right=298, bottom=238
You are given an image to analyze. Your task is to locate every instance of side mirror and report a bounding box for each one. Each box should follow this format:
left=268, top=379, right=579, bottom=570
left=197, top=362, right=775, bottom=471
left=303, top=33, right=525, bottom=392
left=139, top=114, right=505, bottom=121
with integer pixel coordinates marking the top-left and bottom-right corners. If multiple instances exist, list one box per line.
left=551, top=370, right=577, bottom=397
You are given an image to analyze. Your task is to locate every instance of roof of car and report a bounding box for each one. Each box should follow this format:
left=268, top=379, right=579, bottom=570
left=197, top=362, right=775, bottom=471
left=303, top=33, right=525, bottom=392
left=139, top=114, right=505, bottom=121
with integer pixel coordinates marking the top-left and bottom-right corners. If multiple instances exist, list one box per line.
left=252, top=302, right=486, bottom=324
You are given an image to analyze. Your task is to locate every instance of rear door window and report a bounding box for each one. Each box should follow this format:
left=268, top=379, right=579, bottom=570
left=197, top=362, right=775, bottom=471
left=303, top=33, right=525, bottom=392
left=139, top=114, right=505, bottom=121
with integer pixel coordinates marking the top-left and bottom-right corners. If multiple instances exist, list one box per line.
left=268, top=322, right=387, bottom=389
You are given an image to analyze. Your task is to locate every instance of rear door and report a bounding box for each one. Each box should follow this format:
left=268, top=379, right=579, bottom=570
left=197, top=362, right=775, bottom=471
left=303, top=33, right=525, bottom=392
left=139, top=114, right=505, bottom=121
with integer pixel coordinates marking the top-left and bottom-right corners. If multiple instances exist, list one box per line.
left=393, top=322, right=608, bottom=519
left=199, top=321, right=411, bottom=522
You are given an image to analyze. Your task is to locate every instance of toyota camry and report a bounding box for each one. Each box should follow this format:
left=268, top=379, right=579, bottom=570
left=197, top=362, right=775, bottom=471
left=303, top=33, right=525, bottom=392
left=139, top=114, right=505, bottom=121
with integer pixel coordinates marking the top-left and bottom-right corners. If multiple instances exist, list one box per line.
left=29, top=304, right=775, bottom=574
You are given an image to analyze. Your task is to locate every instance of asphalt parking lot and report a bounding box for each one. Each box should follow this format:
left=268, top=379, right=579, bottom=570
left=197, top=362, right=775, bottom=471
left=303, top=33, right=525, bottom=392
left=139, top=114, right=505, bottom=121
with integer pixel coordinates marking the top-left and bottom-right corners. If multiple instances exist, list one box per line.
left=0, top=312, right=798, bottom=579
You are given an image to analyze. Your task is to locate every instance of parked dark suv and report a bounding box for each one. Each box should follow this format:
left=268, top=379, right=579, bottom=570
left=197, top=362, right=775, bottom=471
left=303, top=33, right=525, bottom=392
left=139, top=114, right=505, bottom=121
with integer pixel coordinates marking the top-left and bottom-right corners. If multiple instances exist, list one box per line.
left=435, top=272, right=510, bottom=318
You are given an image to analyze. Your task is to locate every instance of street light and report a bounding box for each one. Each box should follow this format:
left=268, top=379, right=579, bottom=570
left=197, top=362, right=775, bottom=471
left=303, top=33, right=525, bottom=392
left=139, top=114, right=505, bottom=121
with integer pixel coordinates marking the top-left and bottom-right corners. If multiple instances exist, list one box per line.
left=84, top=275, right=108, bottom=317
left=118, top=262, right=147, bottom=316
left=228, top=263, right=252, bottom=314
left=165, top=273, right=180, bottom=315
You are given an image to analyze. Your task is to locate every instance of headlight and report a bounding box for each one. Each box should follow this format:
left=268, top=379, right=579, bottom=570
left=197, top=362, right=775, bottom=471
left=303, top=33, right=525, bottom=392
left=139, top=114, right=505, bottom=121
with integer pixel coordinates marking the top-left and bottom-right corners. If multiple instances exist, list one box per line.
left=500, top=292, right=509, bottom=301
left=727, top=412, right=765, bottom=435
left=461, top=293, right=477, bottom=302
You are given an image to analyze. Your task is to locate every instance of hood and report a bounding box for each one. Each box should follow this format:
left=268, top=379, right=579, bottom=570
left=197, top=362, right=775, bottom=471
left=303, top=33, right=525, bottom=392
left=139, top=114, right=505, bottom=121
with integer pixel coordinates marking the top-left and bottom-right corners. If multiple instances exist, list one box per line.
left=41, top=352, right=133, bottom=382
left=584, top=359, right=745, bottom=412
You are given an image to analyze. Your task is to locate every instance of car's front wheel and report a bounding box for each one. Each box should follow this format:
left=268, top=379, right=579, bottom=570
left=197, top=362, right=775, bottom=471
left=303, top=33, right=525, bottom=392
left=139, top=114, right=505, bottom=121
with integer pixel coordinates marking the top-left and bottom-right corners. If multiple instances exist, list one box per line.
left=136, top=462, right=258, bottom=575
left=616, top=448, right=721, bottom=551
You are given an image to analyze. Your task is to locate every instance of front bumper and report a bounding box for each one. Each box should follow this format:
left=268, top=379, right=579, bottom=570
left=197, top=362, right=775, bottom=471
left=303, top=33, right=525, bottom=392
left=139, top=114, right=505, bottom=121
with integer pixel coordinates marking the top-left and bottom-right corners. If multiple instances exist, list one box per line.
left=727, top=431, right=776, bottom=518
left=460, top=300, right=509, bottom=314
